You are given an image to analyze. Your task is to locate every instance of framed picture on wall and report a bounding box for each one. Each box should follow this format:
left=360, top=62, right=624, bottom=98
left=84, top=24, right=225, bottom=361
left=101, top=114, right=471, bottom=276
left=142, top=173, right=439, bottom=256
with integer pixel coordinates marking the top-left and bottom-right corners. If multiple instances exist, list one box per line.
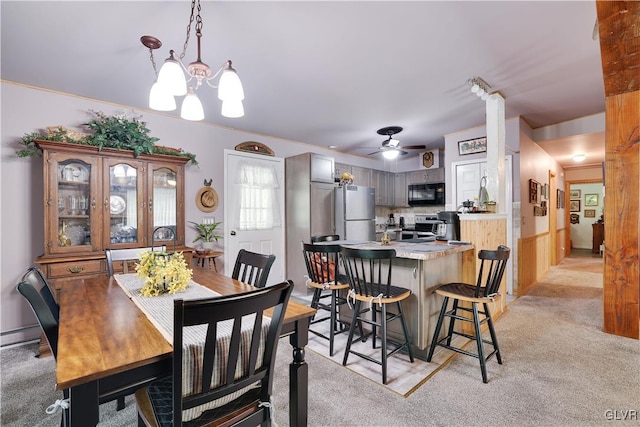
left=584, top=209, right=596, bottom=218
left=557, top=189, right=565, bottom=208
left=529, top=179, right=539, bottom=204
left=457, top=137, right=487, bottom=155
left=585, top=194, right=599, bottom=206
left=569, top=200, right=581, bottom=212
left=570, top=189, right=581, bottom=199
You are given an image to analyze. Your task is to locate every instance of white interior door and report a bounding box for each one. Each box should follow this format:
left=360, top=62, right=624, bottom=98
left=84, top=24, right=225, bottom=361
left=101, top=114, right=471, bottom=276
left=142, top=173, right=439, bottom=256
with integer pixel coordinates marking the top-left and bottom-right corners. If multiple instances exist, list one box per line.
left=224, top=150, right=285, bottom=285
left=455, top=162, right=488, bottom=208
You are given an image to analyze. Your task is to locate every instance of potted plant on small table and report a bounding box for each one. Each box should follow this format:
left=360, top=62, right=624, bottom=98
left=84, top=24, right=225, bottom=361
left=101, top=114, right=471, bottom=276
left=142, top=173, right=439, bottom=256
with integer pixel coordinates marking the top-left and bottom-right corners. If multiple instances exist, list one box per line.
left=188, top=220, right=223, bottom=251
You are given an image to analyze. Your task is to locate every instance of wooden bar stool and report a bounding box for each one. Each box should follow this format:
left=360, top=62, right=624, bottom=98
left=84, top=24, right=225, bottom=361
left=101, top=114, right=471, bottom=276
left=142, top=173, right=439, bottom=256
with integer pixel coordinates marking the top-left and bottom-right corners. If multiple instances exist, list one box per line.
left=192, top=250, right=223, bottom=272
left=426, top=245, right=510, bottom=383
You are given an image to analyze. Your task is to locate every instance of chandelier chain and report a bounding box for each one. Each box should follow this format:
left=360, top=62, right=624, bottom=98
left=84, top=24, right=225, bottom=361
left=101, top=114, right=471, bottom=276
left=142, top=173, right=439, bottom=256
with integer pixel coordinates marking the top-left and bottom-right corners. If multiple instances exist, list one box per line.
left=180, top=0, right=199, bottom=60
left=147, top=47, right=158, bottom=78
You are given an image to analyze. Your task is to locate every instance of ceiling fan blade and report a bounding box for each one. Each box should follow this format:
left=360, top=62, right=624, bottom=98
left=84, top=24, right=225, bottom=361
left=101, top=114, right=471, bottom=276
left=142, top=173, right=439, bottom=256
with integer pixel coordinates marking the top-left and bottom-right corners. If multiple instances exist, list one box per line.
left=367, top=150, right=381, bottom=156
left=399, top=150, right=408, bottom=156
left=402, top=145, right=427, bottom=150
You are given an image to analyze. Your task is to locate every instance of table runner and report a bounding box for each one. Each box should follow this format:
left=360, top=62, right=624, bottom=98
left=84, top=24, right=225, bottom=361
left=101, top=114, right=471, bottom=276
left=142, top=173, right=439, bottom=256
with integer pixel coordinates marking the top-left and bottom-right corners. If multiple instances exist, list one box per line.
left=114, top=274, right=269, bottom=422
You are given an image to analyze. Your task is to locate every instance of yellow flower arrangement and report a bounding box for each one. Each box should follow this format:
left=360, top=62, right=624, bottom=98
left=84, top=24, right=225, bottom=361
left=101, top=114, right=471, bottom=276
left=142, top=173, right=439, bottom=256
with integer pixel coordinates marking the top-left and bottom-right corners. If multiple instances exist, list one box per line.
left=135, top=251, right=193, bottom=297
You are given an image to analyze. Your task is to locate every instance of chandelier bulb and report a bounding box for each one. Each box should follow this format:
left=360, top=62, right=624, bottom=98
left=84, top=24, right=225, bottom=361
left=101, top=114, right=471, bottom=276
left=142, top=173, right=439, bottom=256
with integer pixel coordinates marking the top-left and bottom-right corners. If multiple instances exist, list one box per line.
left=221, top=99, right=245, bottom=118
left=158, top=50, right=187, bottom=97
left=218, top=61, right=245, bottom=101
left=180, top=88, right=205, bottom=121
left=149, top=81, right=176, bottom=111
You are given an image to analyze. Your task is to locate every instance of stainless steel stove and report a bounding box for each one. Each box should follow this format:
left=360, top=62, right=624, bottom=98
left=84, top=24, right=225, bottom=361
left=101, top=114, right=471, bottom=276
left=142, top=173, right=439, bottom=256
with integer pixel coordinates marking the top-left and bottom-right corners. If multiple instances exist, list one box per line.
left=401, top=214, right=442, bottom=240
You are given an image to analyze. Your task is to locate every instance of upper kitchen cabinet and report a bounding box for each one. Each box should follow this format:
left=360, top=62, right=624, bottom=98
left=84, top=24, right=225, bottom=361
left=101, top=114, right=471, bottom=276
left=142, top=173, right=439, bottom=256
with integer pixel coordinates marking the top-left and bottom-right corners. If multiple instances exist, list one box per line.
left=372, top=169, right=395, bottom=206
left=351, top=166, right=372, bottom=187
left=334, top=162, right=351, bottom=181
left=35, top=140, right=189, bottom=281
left=408, top=167, right=445, bottom=184
left=309, top=153, right=335, bottom=183
left=394, top=172, right=408, bottom=207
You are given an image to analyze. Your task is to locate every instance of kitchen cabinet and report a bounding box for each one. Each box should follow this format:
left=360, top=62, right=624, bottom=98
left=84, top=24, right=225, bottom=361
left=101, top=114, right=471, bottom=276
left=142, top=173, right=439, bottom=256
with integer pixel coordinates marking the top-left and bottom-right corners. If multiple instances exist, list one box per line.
left=285, top=153, right=336, bottom=293
left=394, top=172, right=408, bottom=207
left=35, top=140, right=191, bottom=281
left=408, top=167, right=445, bottom=184
left=372, top=170, right=394, bottom=206
left=334, top=162, right=351, bottom=181
left=310, top=153, right=335, bottom=183
left=351, top=166, right=372, bottom=187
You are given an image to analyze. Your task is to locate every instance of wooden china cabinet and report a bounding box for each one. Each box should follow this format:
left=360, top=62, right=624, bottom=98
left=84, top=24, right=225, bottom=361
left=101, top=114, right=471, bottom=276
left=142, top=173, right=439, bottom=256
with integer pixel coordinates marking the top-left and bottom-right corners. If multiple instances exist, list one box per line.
left=34, top=140, right=193, bottom=283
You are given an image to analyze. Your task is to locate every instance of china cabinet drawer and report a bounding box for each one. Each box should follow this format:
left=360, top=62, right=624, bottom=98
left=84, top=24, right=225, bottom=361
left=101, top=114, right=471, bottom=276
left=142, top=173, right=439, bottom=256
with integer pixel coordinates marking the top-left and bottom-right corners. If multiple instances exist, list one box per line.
left=47, top=259, right=104, bottom=278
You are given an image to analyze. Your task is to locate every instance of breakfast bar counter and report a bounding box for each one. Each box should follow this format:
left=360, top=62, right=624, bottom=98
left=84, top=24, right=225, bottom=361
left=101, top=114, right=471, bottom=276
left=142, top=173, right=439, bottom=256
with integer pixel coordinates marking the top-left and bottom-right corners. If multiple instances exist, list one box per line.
left=332, top=239, right=476, bottom=359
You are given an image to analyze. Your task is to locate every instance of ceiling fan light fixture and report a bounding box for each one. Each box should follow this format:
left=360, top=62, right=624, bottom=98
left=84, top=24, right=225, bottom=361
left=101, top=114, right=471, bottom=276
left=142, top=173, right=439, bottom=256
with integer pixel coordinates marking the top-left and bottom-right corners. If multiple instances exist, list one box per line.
left=382, top=149, right=400, bottom=160
left=388, top=138, right=400, bottom=147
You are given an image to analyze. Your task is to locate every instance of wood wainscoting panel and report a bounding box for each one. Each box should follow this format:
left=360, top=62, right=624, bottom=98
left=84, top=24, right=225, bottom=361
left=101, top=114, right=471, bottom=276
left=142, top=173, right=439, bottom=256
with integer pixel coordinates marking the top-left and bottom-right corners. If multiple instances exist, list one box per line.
left=517, top=232, right=550, bottom=296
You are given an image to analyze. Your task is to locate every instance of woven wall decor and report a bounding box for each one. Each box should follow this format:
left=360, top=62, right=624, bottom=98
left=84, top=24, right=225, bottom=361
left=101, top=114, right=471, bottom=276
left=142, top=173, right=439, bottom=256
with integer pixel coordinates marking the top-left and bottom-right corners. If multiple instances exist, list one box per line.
left=195, top=179, right=219, bottom=213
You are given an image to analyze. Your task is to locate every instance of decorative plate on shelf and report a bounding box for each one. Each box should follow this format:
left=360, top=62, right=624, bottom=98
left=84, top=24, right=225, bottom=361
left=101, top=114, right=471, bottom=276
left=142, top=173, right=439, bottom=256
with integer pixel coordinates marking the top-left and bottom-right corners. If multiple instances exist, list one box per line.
left=110, top=195, right=126, bottom=215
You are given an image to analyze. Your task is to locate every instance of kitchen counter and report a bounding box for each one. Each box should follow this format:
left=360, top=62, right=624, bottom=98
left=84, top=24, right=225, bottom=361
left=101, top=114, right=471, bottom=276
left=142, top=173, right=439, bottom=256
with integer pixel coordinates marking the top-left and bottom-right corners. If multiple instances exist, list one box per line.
left=339, top=239, right=473, bottom=261
left=325, top=238, right=476, bottom=359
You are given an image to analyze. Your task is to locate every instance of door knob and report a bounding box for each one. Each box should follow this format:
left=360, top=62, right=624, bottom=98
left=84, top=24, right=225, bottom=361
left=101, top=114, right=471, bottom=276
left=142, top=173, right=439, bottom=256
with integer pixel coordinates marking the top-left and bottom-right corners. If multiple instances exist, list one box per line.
left=230, top=231, right=236, bottom=236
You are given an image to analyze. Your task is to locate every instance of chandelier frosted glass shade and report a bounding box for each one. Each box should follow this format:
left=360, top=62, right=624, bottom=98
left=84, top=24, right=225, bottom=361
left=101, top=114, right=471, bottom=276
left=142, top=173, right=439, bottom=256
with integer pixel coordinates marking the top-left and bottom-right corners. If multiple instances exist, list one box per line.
left=181, top=89, right=205, bottom=121
left=218, top=64, right=245, bottom=101
left=158, top=52, right=187, bottom=97
left=221, top=99, right=244, bottom=118
left=149, top=81, right=176, bottom=111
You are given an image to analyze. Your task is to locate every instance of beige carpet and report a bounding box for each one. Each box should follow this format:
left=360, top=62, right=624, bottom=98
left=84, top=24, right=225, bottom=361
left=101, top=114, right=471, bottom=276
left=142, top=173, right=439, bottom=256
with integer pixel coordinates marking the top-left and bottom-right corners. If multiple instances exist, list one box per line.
left=538, top=255, right=603, bottom=288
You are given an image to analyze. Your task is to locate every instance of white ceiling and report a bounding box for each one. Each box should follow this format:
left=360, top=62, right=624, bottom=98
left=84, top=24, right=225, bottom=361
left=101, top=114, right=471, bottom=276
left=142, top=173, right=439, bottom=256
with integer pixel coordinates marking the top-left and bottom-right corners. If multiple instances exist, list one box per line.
left=1, top=1, right=606, bottom=167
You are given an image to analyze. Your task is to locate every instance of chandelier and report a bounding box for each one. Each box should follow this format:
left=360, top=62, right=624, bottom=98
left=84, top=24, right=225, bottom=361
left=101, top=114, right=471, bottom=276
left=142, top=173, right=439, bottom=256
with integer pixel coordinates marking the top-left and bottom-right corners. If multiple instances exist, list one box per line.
left=141, top=0, right=244, bottom=121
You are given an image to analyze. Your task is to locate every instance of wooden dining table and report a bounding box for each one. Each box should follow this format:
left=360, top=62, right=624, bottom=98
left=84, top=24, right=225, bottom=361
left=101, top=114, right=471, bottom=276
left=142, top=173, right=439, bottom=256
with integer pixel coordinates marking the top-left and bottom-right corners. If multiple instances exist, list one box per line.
left=55, top=266, right=316, bottom=427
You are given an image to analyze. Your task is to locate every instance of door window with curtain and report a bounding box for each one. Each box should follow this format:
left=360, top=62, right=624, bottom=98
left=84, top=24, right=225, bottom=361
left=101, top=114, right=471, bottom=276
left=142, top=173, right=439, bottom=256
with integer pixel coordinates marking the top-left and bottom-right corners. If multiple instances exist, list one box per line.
left=234, top=160, right=282, bottom=230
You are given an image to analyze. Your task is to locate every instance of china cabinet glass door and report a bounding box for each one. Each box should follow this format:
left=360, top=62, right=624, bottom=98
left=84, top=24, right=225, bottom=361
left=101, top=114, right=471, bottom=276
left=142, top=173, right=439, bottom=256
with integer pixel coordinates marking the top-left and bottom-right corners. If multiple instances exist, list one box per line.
left=104, top=159, right=145, bottom=247
left=148, top=163, right=184, bottom=249
left=48, top=153, right=100, bottom=254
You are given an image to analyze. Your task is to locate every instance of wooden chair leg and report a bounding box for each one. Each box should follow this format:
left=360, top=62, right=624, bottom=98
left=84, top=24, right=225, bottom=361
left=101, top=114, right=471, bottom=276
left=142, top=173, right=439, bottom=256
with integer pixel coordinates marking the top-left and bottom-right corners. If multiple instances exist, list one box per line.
left=484, top=302, right=502, bottom=364
left=472, top=302, right=488, bottom=383
left=427, top=296, right=449, bottom=362
left=445, top=299, right=459, bottom=346
left=381, top=303, right=387, bottom=384
left=343, top=300, right=362, bottom=366
left=329, top=290, right=337, bottom=356
left=397, top=301, right=414, bottom=362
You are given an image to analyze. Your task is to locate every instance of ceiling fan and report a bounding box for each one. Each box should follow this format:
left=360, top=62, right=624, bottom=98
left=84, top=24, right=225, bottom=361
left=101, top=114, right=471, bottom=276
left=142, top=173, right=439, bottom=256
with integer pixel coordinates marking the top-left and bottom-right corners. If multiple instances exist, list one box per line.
left=368, top=126, right=426, bottom=159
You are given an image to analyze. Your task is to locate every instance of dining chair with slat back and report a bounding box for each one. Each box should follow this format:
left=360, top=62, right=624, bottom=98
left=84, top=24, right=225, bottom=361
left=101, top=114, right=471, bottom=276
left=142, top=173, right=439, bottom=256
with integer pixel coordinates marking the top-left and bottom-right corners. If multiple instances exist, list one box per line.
left=426, top=245, right=510, bottom=383
left=231, top=249, right=276, bottom=288
left=301, top=242, right=353, bottom=356
left=105, top=246, right=166, bottom=276
left=340, top=247, right=414, bottom=385
left=17, top=277, right=137, bottom=426
left=135, top=280, right=293, bottom=427
left=21, top=267, right=59, bottom=322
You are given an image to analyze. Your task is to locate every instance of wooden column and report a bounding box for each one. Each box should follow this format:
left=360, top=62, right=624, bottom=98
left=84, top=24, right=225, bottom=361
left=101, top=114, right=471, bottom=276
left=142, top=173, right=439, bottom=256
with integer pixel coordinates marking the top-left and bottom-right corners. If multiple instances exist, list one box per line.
left=597, top=1, right=640, bottom=338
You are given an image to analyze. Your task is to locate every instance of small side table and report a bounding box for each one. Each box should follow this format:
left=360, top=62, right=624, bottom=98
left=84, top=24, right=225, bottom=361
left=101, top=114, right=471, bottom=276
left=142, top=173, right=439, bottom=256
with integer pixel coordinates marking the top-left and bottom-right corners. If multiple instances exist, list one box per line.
left=193, top=250, right=224, bottom=272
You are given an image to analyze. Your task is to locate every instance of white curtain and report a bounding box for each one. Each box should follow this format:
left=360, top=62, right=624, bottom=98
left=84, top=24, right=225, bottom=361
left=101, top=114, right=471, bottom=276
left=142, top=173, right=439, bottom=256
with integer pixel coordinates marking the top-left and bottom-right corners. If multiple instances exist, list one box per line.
left=235, top=160, right=281, bottom=230
left=153, top=187, right=176, bottom=226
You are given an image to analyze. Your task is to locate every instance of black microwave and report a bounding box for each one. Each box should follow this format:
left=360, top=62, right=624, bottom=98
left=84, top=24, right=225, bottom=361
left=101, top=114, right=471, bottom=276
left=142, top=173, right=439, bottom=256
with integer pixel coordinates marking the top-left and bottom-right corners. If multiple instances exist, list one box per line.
left=408, top=182, right=445, bottom=206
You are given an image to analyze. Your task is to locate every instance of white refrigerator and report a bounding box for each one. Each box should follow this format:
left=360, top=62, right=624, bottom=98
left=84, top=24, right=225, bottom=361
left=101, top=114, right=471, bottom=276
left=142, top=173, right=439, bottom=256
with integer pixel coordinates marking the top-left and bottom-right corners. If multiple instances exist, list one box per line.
left=335, top=185, right=376, bottom=241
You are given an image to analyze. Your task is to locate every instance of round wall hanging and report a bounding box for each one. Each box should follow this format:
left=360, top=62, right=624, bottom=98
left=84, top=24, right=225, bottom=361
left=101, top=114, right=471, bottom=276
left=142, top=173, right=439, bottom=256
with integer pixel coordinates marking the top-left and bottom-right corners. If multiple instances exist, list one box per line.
left=196, top=182, right=219, bottom=213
